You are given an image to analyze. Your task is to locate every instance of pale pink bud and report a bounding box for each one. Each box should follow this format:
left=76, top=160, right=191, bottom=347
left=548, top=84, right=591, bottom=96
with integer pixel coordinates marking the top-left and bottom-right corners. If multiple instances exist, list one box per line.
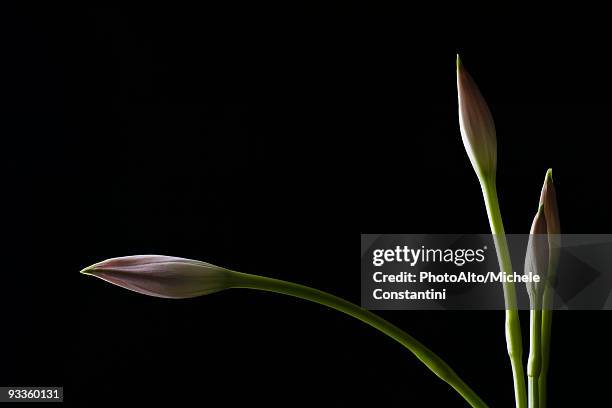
left=80, top=255, right=234, bottom=299
left=525, top=206, right=549, bottom=307
left=456, top=54, right=497, bottom=181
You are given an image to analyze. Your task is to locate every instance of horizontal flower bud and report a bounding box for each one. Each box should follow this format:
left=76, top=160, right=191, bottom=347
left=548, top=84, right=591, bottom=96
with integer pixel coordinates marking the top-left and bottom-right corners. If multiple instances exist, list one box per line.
left=81, top=255, right=235, bottom=299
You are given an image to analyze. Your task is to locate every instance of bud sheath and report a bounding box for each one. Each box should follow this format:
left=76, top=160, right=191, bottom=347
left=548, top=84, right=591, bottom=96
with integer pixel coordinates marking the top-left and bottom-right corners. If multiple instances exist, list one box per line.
left=457, top=54, right=497, bottom=182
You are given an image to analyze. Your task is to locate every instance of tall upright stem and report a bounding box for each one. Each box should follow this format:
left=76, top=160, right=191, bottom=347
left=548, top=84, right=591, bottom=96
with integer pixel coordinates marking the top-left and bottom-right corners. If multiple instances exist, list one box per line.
left=481, top=179, right=527, bottom=408
left=230, top=271, right=489, bottom=408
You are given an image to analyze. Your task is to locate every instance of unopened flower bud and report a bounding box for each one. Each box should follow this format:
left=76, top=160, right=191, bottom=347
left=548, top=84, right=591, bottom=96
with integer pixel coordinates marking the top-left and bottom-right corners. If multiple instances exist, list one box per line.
left=539, top=169, right=560, bottom=236
left=525, top=206, right=549, bottom=308
left=456, top=54, right=497, bottom=181
left=540, top=169, right=561, bottom=273
left=80, top=255, right=234, bottom=299
left=538, top=169, right=561, bottom=308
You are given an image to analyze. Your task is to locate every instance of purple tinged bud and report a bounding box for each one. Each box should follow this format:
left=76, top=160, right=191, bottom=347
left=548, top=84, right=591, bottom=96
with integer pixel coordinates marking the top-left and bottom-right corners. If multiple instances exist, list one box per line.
left=456, top=54, right=497, bottom=181
left=525, top=170, right=562, bottom=308
left=80, top=255, right=234, bottom=299
left=525, top=206, right=549, bottom=307
left=540, top=169, right=561, bottom=289
left=540, top=169, right=561, bottom=237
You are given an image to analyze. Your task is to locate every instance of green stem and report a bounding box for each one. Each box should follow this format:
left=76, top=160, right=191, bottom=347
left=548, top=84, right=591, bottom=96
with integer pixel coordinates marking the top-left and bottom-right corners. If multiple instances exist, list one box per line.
left=230, top=271, right=489, bottom=408
left=539, top=283, right=554, bottom=407
left=528, top=309, right=542, bottom=408
left=481, top=179, right=527, bottom=408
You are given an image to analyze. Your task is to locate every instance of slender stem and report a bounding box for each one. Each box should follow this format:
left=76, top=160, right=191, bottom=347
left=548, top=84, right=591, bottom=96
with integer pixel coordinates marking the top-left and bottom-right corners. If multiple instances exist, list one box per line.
left=528, top=309, right=542, bottom=408
left=481, top=179, right=527, bottom=408
left=539, top=282, right=554, bottom=407
left=230, top=271, right=489, bottom=408
left=538, top=316, right=550, bottom=408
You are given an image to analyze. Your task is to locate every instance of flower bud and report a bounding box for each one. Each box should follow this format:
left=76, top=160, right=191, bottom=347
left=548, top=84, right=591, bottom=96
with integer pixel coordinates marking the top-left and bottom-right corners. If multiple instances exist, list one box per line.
left=525, top=206, right=549, bottom=308
left=540, top=169, right=561, bottom=272
left=456, top=54, right=497, bottom=181
left=80, top=255, right=234, bottom=299
left=539, top=169, right=560, bottom=236
left=539, top=169, right=561, bottom=306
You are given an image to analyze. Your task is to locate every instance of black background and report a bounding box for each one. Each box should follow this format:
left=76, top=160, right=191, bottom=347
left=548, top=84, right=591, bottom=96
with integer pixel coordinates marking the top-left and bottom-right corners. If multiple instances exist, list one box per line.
left=2, top=5, right=611, bottom=407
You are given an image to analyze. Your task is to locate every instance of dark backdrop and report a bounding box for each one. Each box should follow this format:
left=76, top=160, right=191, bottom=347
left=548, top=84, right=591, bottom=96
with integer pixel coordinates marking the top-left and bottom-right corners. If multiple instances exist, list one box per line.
left=2, top=5, right=611, bottom=407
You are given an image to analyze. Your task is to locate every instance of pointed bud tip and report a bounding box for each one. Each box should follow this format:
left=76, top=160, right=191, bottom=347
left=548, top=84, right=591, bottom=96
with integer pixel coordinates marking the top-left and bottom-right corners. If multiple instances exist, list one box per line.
left=80, top=266, right=93, bottom=275
left=545, top=168, right=553, bottom=181
left=456, top=54, right=461, bottom=70
left=80, top=260, right=104, bottom=275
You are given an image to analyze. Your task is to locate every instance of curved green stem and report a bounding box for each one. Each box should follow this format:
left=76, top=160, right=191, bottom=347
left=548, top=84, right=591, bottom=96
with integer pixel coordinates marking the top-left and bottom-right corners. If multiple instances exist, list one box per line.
left=528, top=309, right=542, bottom=408
left=481, top=179, right=527, bottom=408
left=229, top=271, right=489, bottom=408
